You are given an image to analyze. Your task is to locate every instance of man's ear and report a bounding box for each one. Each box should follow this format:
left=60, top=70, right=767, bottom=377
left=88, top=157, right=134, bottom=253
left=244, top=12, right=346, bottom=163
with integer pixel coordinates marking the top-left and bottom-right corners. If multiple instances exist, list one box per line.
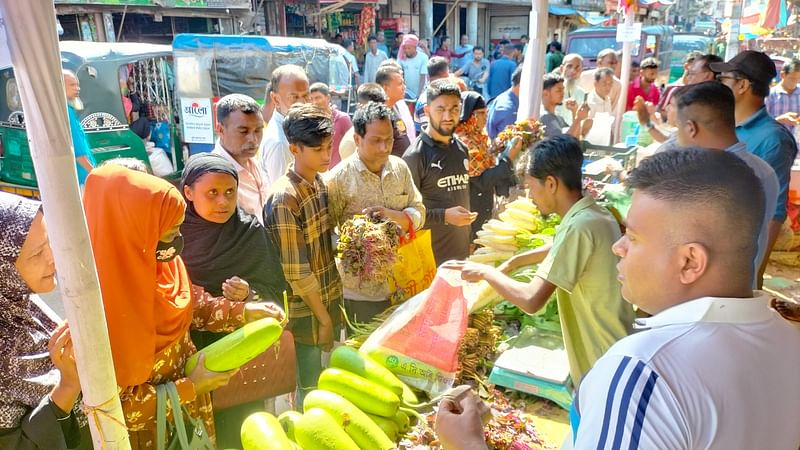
left=289, top=143, right=301, bottom=157
left=353, top=132, right=362, bottom=149
left=677, top=242, right=709, bottom=286
left=215, top=121, right=224, bottom=137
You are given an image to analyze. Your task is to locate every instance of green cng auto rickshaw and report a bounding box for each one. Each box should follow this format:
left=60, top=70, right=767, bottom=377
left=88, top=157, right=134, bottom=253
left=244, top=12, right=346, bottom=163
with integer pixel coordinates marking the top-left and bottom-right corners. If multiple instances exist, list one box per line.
left=0, top=41, right=176, bottom=197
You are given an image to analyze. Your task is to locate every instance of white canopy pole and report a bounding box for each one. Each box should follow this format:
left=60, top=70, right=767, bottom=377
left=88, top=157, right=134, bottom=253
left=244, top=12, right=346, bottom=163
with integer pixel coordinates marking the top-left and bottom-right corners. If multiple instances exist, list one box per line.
left=517, top=0, right=549, bottom=121
left=613, top=6, right=636, bottom=143
left=0, top=1, right=131, bottom=448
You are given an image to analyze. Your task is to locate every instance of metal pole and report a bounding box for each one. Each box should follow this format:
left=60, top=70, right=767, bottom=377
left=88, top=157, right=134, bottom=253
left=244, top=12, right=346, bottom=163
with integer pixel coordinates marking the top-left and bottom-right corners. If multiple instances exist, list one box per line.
left=420, top=0, right=433, bottom=39
left=725, top=0, right=743, bottom=60
left=0, top=1, right=131, bottom=448
left=517, top=0, right=548, bottom=121
left=613, top=7, right=636, bottom=142
left=467, top=1, right=478, bottom=44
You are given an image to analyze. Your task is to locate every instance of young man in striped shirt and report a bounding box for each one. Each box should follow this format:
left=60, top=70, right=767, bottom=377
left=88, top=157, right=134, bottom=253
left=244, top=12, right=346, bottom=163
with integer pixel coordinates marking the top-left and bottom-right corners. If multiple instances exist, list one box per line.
left=766, top=58, right=800, bottom=135
left=436, top=149, right=800, bottom=450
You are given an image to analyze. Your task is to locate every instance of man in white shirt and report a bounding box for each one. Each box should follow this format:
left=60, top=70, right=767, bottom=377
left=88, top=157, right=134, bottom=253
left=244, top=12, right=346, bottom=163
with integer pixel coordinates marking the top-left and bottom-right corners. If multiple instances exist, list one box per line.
left=376, top=62, right=416, bottom=153
left=259, top=64, right=310, bottom=187
left=556, top=54, right=588, bottom=127
left=363, top=35, right=388, bottom=83
left=435, top=148, right=800, bottom=450
left=586, top=68, right=615, bottom=116
left=211, top=94, right=269, bottom=222
left=579, top=48, right=621, bottom=108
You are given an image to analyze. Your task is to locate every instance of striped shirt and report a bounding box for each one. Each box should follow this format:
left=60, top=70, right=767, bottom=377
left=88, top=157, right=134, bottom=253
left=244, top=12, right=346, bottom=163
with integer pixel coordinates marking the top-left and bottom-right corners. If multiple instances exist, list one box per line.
left=766, top=83, right=800, bottom=133
left=263, top=167, right=343, bottom=325
left=568, top=294, right=800, bottom=450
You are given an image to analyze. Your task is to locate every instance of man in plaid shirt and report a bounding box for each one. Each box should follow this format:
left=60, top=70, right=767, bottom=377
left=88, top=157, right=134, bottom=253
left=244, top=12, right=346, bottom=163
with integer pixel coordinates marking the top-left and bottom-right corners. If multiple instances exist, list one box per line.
left=263, top=103, right=343, bottom=407
left=767, top=59, right=800, bottom=136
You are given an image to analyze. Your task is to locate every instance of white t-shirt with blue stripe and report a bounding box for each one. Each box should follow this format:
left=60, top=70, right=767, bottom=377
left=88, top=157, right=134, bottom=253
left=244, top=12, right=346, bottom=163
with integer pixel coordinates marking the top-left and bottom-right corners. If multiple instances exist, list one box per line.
left=568, top=294, right=800, bottom=450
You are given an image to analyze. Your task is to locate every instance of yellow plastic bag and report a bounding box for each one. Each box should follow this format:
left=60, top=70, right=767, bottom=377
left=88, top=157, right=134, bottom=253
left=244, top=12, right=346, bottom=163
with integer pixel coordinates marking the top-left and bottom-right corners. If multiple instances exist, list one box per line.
left=388, top=229, right=437, bottom=304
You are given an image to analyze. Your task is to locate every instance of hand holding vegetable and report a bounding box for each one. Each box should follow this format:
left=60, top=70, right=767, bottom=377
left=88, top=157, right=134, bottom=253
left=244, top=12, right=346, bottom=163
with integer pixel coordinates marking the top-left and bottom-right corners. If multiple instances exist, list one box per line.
left=442, top=260, right=492, bottom=283
left=222, top=276, right=250, bottom=301
left=434, top=389, right=489, bottom=450
left=244, top=301, right=285, bottom=323
left=187, top=352, right=239, bottom=395
left=445, top=206, right=478, bottom=227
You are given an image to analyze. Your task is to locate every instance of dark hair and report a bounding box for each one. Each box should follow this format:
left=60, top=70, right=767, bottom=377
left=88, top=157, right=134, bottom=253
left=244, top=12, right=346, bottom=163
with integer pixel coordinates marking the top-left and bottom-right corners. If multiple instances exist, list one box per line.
left=283, top=103, right=333, bottom=147
left=783, top=59, right=800, bottom=74
left=357, top=83, right=387, bottom=104
left=216, top=93, right=261, bottom=125
left=695, top=54, right=723, bottom=71
left=527, top=135, right=584, bottom=191
left=428, top=56, right=450, bottom=78
left=543, top=72, right=564, bottom=90
left=309, top=82, right=330, bottom=96
left=625, top=148, right=764, bottom=271
left=551, top=42, right=563, bottom=52
left=512, top=65, right=523, bottom=86
left=352, top=101, right=394, bottom=137
left=441, top=36, right=450, bottom=43
left=499, top=39, right=511, bottom=45
left=368, top=35, right=377, bottom=43
left=631, top=61, right=641, bottom=69
left=641, top=57, right=660, bottom=69
left=594, top=68, right=615, bottom=82
left=375, top=64, right=402, bottom=87
left=676, top=81, right=735, bottom=130
left=271, top=65, right=308, bottom=93
left=342, top=39, right=354, bottom=49
left=473, top=46, right=484, bottom=53
left=426, top=78, right=462, bottom=103
left=521, top=34, right=528, bottom=40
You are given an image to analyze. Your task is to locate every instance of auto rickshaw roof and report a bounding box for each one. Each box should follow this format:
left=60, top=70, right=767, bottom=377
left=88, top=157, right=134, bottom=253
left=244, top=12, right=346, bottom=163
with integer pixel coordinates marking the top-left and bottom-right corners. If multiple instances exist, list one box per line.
left=172, top=34, right=342, bottom=54
left=58, top=41, right=173, bottom=64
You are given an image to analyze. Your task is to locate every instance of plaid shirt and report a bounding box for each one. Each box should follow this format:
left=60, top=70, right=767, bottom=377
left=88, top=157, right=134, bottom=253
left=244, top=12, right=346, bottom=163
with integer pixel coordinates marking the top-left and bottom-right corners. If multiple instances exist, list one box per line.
left=767, top=84, right=800, bottom=133
left=264, top=166, right=342, bottom=324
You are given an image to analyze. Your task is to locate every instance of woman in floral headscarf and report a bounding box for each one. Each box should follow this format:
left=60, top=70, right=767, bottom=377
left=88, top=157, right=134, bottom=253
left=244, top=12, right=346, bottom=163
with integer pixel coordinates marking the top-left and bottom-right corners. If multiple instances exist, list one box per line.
left=0, top=192, right=82, bottom=449
left=455, top=90, right=520, bottom=238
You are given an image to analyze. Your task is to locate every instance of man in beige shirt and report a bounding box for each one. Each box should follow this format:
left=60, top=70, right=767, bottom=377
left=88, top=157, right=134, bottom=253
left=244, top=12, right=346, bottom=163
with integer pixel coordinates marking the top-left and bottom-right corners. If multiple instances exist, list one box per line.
left=579, top=48, right=622, bottom=108
left=211, top=94, right=269, bottom=222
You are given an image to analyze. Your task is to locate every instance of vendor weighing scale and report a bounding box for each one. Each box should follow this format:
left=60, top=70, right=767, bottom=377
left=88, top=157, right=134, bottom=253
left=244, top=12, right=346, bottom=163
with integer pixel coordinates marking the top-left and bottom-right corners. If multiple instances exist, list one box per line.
left=489, top=327, right=573, bottom=410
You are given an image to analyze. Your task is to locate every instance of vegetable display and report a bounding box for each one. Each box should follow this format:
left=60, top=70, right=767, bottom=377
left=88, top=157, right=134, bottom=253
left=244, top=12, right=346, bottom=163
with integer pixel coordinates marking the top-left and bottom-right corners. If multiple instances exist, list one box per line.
left=241, top=412, right=296, bottom=450
left=184, top=316, right=283, bottom=375
left=336, top=215, right=401, bottom=286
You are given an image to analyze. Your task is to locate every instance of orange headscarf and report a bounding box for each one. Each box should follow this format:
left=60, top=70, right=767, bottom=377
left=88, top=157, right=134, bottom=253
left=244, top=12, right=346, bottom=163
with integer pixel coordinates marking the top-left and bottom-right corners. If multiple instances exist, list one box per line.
left=84, top=165, right=193, bottom=388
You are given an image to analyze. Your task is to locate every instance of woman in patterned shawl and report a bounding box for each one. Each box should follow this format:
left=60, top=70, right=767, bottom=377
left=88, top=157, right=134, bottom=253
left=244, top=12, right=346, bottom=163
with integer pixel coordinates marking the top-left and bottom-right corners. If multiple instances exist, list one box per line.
left=455, top=91, right=520, bottom=238
left=0, top=192, right=82, bottom=449
left=83, top=165, right=283, bottom=448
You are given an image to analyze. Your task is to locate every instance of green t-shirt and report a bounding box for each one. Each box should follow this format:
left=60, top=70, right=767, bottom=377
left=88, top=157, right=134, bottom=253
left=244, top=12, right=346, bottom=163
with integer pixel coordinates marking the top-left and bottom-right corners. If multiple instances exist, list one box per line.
left=536, top=196, right=635, bottom=385
left=545, top=51, right=564, bottom=73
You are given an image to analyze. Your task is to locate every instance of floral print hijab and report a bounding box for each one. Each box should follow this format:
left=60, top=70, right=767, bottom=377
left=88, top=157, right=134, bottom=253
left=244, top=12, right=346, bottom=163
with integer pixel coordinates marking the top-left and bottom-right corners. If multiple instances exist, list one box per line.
left=0, top=192, right=59, bottom=428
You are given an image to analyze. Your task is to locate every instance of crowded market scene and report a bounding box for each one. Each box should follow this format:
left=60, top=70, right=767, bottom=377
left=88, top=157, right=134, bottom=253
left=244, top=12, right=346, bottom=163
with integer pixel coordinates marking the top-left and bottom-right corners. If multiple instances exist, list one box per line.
left=2, top=0, right=800, bottom=448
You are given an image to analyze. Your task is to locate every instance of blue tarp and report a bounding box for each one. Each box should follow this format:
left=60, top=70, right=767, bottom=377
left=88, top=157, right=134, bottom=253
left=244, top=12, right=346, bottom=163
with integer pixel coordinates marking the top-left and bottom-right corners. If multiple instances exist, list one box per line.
left=547, top=5, right=610, bottom=26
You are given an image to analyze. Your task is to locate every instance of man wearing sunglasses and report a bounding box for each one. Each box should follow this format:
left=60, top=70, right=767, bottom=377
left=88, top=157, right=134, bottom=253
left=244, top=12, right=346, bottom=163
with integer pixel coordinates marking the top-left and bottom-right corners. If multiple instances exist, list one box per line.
left=711, top=51, right=798, bottom=287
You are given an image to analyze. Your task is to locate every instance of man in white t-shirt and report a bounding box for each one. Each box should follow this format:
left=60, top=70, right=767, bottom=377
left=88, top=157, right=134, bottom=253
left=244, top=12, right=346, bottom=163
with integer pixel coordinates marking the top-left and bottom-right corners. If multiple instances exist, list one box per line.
left=259, top=64, right=309, bottom=187
left=435, top=149, right=800, bottom=450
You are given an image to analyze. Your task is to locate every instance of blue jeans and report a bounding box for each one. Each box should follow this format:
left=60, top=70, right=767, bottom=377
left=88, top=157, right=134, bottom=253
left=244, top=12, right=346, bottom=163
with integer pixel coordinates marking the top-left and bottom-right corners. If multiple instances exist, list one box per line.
left=294, top=342, right=323, bottom=408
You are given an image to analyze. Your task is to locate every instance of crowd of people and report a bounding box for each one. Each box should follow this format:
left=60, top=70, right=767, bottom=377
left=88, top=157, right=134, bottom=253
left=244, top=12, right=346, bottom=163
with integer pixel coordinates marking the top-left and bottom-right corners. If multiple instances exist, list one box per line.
left=3, top=27, right=800, bottom=450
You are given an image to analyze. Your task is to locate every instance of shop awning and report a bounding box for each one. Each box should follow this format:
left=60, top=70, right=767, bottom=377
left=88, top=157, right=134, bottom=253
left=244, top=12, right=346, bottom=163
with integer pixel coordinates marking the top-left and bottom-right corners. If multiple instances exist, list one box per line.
left=548, top=5, right=579, bottom=16
left=547, top=5, right=611, bottom=25
left=639, top=0, right=673, bottom=8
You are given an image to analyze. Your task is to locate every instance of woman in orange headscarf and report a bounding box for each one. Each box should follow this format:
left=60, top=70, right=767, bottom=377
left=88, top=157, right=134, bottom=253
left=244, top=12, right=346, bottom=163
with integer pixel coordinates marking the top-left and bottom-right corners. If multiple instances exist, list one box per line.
left=83, top=165, right=282, bottom=447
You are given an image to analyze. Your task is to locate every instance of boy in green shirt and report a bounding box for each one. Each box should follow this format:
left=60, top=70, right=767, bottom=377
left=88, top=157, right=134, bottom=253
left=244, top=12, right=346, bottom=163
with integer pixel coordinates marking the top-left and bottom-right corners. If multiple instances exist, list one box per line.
left=452, top=135, right=634, bottom=385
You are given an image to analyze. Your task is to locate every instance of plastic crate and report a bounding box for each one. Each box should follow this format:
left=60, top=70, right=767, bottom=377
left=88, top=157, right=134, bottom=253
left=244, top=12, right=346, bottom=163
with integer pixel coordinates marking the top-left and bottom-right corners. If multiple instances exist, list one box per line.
left=0, top=127, right=37, bottom=187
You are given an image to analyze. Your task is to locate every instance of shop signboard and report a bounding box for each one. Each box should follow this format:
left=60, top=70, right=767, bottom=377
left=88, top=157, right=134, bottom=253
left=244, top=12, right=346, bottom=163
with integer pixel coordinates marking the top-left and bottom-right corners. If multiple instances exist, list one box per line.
left=489, top=16, right=529, bottom=42
left=54, top=0, right=251, bottom=7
